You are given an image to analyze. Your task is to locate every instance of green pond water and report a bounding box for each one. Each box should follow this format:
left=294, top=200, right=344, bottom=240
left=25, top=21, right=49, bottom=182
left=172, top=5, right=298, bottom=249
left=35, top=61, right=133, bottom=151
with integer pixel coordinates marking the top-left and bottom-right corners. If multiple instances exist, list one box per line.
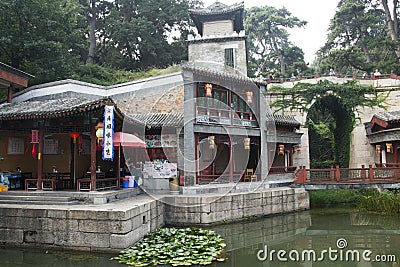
left=1, top=208, right=400, bottom=267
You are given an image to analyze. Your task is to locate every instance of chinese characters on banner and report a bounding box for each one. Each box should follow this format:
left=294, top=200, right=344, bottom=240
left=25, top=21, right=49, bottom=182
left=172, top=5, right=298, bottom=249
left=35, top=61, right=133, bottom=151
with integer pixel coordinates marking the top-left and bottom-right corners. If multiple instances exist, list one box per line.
left=102, top=105, right=114, bottom=161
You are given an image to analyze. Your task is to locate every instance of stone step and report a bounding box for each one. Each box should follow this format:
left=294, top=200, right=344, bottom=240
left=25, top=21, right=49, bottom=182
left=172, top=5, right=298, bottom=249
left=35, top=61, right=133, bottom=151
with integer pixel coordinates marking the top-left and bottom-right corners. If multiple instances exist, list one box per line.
left=0, top=199, right=81, bottom=205
left=0, top=194, right=81, bottom=205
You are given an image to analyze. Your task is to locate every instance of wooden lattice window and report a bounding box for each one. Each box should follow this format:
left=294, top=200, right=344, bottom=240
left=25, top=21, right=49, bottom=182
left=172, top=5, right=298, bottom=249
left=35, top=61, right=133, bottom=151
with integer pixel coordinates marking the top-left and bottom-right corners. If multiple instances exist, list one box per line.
left=224, top=48, right=235, bottom=68
left=8, top=137, right=24, bottom=155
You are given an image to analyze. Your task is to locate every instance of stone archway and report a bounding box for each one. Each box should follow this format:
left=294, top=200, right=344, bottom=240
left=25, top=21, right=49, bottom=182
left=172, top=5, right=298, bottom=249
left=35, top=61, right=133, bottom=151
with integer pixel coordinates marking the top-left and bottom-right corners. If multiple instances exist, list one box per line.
left=306, top=95, right=355, bottom=168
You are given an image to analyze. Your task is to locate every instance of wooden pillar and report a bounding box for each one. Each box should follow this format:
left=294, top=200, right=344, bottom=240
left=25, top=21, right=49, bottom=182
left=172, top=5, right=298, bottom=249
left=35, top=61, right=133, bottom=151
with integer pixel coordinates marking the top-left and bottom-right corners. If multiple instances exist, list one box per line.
left=335, top=165, right=340, bottom=182
left=37, top=128, right=44, bottom=189
left=228, top=137, right=234, bottom=183
left=90, top=124, right=97, bottom=190
left=7, top=84, right=13, bottom=103
left=369, top=165, right=374, bottom=182
left=394, top=143, right=398, bottom=165
left=117, top=145, right=121, bottom=188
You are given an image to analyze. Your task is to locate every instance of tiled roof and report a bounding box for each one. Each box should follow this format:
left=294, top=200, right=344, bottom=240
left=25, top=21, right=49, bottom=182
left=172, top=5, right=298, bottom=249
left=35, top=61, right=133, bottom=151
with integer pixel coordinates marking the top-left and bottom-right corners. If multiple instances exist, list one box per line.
left=0, top=97, right=117, bottom=120
left=268, top=114, right=301, bottom=127
left=129, top=112, right=184, bottom=128
left=182, top=62, right=254, bottom=85
left=374, top=111, right=400, bottom=123
left=189, top=1, right=244, bottom=16
left=189, top=2, right=244, bottom=36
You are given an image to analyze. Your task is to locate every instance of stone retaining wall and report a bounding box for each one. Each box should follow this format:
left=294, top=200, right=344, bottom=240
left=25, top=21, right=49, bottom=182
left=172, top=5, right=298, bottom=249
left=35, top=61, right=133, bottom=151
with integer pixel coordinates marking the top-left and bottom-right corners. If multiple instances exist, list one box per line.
left=164, top=187, right=309, bottom=225
left=0, top=187, right=309, bottom=251
left=0, top=195, right=164, bottom=251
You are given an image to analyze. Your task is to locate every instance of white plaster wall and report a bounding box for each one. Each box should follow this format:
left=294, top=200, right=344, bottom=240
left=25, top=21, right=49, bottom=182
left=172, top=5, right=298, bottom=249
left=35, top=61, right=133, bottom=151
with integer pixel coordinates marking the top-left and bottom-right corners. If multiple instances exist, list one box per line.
left=203, top=20, right=233, bottom=36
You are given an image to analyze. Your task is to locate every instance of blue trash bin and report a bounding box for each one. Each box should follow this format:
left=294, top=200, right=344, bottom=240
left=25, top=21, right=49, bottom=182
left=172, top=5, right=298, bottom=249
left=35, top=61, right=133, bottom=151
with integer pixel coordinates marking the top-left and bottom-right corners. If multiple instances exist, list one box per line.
left=122, top=178, right=129, bottom=188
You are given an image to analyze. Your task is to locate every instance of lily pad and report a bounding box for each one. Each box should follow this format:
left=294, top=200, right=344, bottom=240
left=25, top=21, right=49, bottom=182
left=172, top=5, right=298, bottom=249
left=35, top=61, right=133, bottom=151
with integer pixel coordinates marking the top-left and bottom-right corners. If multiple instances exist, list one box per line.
left=111, top=227, right=226, bottom=266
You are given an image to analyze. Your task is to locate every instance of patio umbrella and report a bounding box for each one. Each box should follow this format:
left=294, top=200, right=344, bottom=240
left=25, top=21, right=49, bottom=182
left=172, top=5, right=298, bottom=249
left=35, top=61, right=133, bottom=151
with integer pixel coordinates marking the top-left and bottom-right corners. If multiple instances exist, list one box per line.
left=113, top=132, right=146, bottom=148
left=113, top=132, right=146, bottom=187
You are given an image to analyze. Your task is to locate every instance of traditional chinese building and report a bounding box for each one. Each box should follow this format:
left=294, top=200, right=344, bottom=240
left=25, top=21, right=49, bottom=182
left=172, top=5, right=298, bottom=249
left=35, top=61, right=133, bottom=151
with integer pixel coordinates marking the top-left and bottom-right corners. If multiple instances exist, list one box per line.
left=0, top=1, right=303, bottom=191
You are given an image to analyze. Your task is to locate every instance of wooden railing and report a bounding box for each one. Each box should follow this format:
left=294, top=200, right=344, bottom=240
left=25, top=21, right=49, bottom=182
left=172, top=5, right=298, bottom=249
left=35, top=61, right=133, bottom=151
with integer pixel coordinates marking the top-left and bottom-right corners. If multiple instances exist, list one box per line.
left=294, top=165, right=400, bottom=184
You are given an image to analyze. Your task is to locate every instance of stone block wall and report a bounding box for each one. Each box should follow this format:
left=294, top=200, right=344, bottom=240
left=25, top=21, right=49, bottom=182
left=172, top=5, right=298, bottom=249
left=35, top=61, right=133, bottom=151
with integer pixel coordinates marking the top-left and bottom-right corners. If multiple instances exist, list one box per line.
left=164, top=187, right=309, bottom=225
left=0, top=196, right=164, bottom=252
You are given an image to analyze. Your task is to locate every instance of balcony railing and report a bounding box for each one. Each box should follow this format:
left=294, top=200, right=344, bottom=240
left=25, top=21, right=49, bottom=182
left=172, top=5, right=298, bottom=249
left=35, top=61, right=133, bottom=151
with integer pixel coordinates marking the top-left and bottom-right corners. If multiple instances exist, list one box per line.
left=196, top=106, right=259, bottom=128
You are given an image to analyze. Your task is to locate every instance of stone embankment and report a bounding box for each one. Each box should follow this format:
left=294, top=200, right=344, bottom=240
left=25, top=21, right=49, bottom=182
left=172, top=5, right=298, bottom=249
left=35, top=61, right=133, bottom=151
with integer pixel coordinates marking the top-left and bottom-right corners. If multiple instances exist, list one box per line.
left=0, top=187, right=308, bottom=251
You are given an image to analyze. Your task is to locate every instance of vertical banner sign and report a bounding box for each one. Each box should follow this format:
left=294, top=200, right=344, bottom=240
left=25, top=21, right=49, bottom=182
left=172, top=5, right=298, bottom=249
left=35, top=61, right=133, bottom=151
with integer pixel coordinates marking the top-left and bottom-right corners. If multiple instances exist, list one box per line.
left=102, top=105, right=114, bottom=161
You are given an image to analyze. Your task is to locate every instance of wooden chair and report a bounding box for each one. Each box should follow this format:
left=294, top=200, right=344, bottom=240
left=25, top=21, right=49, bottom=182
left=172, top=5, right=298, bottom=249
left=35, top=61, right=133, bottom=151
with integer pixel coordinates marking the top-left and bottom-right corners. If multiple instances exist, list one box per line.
left=244, top=168, right=257, bottom=182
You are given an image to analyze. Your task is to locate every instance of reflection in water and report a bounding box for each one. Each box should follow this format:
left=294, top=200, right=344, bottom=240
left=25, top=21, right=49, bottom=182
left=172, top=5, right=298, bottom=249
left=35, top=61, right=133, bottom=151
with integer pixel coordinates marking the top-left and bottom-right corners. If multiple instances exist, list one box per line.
left=207, top=209, right=400, bottom=267
left=1, top=209, right=400, bottom=267
left=0, top=248, right=124, bottom=267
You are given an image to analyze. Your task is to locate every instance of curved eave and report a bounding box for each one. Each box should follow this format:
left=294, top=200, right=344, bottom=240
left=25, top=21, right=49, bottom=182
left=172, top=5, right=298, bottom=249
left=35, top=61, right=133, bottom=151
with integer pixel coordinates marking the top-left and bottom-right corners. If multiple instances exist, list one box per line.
left=367, top=128, right=400, bottom=144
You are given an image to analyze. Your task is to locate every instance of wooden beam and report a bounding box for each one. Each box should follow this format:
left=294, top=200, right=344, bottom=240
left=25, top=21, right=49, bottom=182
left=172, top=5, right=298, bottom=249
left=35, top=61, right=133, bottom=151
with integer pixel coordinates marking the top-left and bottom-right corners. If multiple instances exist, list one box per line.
left=0, top=69, right=28, bottom=87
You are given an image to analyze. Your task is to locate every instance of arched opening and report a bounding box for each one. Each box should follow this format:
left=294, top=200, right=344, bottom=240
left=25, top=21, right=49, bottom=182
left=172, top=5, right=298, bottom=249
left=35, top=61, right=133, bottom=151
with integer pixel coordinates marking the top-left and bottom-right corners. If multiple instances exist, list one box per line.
left=307, top=95, right=354, bottom=168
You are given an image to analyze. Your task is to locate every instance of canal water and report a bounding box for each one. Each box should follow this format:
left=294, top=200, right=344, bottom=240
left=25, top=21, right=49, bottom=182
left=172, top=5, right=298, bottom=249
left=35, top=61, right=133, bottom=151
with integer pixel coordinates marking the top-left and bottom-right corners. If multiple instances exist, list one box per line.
left=1, top=208, right=399, bottom=266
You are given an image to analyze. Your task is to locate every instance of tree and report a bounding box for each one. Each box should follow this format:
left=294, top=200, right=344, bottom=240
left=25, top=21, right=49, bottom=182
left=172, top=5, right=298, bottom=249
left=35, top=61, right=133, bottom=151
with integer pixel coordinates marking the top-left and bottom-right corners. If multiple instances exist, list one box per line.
left=97, top=0, right=194, bottom=70
left=245, top=6, right=307, bottom=77
left=381, top=0, right=400, bottom=58
left=0, top=0, right=83, bottom=84
left=318, top=0, right=400, bottom=75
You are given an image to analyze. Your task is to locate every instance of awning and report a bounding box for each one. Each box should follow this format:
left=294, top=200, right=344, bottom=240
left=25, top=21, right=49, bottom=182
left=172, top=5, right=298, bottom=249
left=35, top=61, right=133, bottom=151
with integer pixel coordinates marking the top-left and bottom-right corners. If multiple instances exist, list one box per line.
left=113, top=132, right=146, bottom=148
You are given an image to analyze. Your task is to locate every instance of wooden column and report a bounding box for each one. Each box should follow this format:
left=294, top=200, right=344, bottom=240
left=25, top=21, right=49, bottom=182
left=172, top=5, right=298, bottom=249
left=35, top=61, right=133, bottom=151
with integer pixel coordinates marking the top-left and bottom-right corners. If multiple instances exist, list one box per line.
left=229, top=137, right=234, bottom=183
left=90, top=124, right=97, bottom=190
left=117, top=145, right=121, bottom=188
left=394, top=143, right=398, bottom=165
left=37, top=128, right=44, bottom=189
left=7, top=84, right=13, bottom=103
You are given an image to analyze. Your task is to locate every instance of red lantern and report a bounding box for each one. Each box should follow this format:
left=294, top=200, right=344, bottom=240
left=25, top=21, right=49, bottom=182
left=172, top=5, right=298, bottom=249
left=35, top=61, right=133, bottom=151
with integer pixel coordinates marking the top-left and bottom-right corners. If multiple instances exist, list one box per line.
left=31, top=130, right=39, bottom=143
left=376, top=145, right=382, bottom=154
left=205, top=84, right=213, bottom=97
left=69, top=133, right=80, bottom=144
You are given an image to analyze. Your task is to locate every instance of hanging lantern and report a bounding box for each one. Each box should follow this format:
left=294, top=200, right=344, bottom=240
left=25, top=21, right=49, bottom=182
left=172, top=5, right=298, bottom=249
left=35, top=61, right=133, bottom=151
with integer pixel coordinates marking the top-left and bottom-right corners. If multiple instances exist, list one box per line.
left=96, top=122, right=104, bottom=145
left=205, top=83, right=213, bottom=97
left=278, top=144, right=285, bottom=155
left=69, top=133, right=80, bottom=144
left=246, top=91, right=253, bottom=104
left=244, top=137, right=250, bottom=150
left=31, top=130, right=39, bottom=144
left=386, top=143, right=393, bottom=153
left=208, top=136, right=215, bottom=149
left=376, top=145, right=382, bottom=154
left=293, top=145, right=302, bottom=154
left=31, top=130, right=39, bottom=159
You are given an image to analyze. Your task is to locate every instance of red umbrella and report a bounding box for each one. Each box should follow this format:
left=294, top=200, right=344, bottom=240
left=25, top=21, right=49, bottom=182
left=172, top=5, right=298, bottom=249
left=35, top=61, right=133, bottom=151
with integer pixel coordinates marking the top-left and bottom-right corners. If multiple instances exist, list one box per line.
left=113, top=132, right=146, bottom=148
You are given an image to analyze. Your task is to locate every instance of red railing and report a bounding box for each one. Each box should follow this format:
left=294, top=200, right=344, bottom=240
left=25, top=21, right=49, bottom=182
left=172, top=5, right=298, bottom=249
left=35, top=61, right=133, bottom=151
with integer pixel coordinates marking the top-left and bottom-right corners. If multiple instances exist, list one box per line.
left=294, top=165, right=400, bottom=184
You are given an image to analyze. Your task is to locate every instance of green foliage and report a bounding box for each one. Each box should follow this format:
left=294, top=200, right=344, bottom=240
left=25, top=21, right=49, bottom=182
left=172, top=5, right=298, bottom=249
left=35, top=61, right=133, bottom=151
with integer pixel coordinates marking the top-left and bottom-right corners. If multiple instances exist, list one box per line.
left=317, top=0, right=400, bottom=75
left=0, top=0, right=83, bottom=85
left=358, top=189, right=400, bottom=215
left=112, top=227, right=226, bottom=266
left=271, top=80, right=387, bottom=167
left=309, top=189, right=368, bottom=207
left=244, top=5, right=308, bottom=77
